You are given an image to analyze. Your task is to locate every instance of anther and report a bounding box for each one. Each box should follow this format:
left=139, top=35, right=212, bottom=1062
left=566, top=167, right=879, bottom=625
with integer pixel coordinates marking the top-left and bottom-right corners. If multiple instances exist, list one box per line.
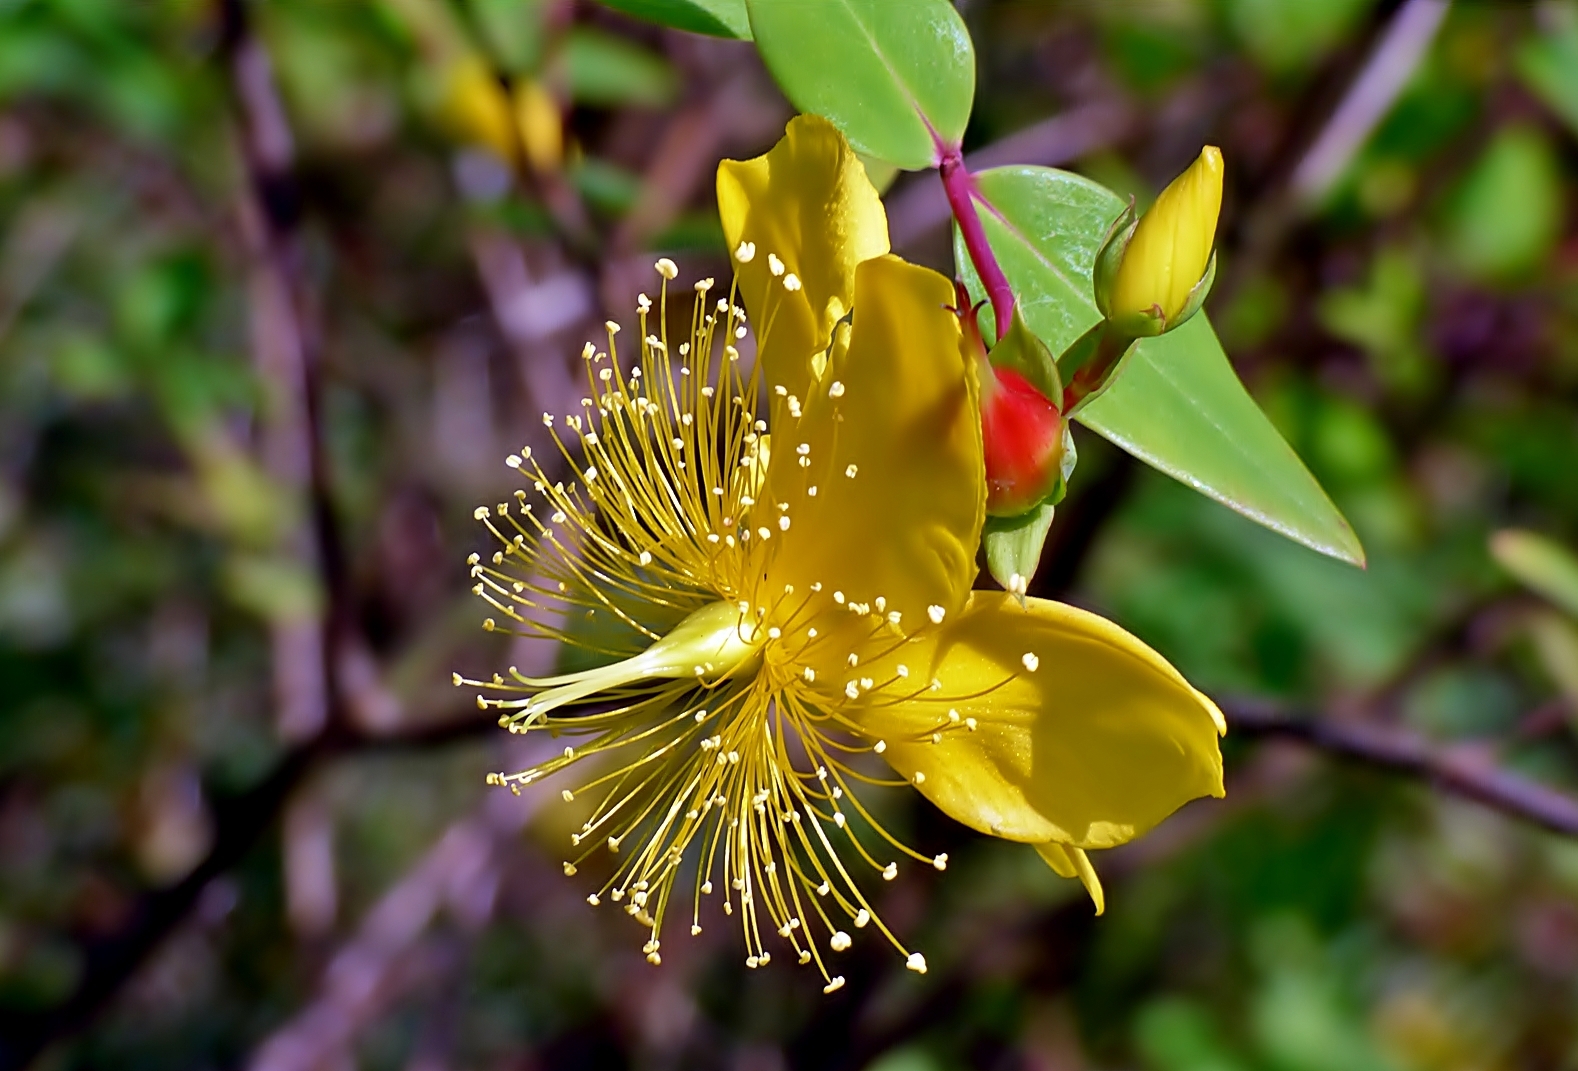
left=563, top=862, right=577, bottom=876
left=854, top=909, right=870, bottom=928
left=830, top=931, right=852, bottom=951
left=768, top=253, right=785, bottom=276
left=823, top=977, right=846, bottom=994
left=933, top=854, right=948, bottom=871
left=783, top=273, right=801, bottom=291
left=828, top=381, right=845, bottom=398
left=874, top=740, right=887, bottom=754
left=927, top=605, right=946, bottom=624
left=1022, top=652, right=1040, bottom=672
left=655, top=257, right=678, bottom=280
left=906, top=953, right=928, bottom=974
left=882, top=863, right=898, bottom=880
left=735, top=241, right=756, bottom=263
left=845, top=464, right=858, bottom=478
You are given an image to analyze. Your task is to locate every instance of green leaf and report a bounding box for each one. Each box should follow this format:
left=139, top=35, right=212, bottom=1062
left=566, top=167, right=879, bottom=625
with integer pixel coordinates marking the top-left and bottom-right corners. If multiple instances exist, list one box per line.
left=983, top=502, right=1056, bottom=595
left=562, top=27, right=678, bottom=108
left=1444, top=125, right=1561, bottom=282
left=466, top=0, right=549, bottom=72
left=1517, top=22, right=1578, bottom=138
left=745, top=0, right=973, bottom=171
left=595, top=0, right=750, bottom=39
left=958, top=165, right=1364, bottom=567
left=1491, top=529, right=1578, bottom=620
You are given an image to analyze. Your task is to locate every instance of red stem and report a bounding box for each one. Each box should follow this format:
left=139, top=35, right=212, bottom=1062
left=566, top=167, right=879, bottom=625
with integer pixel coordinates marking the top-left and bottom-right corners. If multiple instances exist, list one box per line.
left=938, top=146, right=1014, bottom=342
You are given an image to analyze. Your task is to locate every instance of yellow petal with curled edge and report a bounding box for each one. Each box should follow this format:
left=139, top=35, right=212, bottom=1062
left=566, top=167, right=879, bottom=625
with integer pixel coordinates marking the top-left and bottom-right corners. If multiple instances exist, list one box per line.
left=857, top=591, right=1225, bottom=850
left=1035, top=842, right=1105, bottom=915
left=717, top=115, right=889, bottom=405
left=762, top=255, right=983, bottom=682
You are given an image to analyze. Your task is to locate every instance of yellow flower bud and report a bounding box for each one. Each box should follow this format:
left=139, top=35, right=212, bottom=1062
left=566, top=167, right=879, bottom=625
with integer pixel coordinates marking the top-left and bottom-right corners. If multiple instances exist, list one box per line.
left=512, top=79, right=563, bottom=174
left=1100, top=146, right=1223, bottom=335
left=439, top=55, right=516, bottom=162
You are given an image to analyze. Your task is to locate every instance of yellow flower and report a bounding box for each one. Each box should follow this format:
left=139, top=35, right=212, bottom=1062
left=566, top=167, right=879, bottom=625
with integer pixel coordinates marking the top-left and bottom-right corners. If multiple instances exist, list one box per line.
left=460, top=116, right=1224, bottom=988
left=1100, top=146, right=1224, bottom=336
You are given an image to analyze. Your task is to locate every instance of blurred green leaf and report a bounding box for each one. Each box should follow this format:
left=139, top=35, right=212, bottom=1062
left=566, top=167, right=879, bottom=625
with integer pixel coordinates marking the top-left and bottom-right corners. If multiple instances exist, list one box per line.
left=1491, top=528, right=1578, bottom=619
left=1444, top=125, right=1561, bottom=282
left=1134, top=997, right=1251, bottom=1071
left=864, top=1048, right=946, bottom=1071
left=466, top=0, right=548, bottom=72
left=222, top=554, right=323, bottom=623
left=1528, top=612, right=1578, bottom=706
left=960, top=166, right=1364, bottom=566
left=50, top=333, right=130, bottom=402
left=1517, top=19, right=1578, bottom=137
left=746, top=0, right=974, bottom=170
left=596, top=0, right=750, bottom=39
left=570, top=158, right=643, bottom=214
left=1317, top=246, right=1430, bottom=395
left=1249, top=916, right=1401, bottom=1071
left=562, top=26, right=678, bottom=107
left=1226, top=0, right=1371, bottom=75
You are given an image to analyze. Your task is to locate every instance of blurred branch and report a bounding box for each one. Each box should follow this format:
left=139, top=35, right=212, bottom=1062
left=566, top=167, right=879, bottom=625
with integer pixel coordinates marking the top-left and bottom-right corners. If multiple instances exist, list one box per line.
left=1224, top=697, right=1578, bottom=836
left=1288, top=0, right=1452, bottom=205
left=246, top=752, right=548, bottom=1071
left=0, top=711, right=491, bottom=1071
left=1226, top=0, right=1449, bottom=295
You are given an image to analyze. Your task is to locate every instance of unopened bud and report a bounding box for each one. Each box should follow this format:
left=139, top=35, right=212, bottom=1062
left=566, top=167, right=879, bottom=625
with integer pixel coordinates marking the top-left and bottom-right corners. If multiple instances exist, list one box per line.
left=955, top=293, right=1071, bottom=517
left=1095, top=146, right=1223, bottom=337
left=512, top=79, right=563, bottom=174
left=438, top=56, right=516, bottom=163
left=981, top=367, right=1067, bottom=517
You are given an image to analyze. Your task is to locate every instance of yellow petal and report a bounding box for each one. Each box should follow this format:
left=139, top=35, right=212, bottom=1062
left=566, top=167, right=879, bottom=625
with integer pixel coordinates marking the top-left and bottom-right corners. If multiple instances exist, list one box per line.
left=1035, top=842, right=1105, bottom=915
left=762, top=255, right=983, bottom=679
left=717, top=115, right=890, bottom=402
left=859, top=591, right=1225, bottom=849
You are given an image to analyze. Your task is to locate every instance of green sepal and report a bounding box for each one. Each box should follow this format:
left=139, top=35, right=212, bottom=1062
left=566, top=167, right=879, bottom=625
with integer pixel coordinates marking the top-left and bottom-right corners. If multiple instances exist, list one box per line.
left=989, top=306, right=1062, bottom=403
left=1169, top=249, right=1217, bottom=333
left=1053, top=319, right=1106, bottom=387
left=1091, top=199, right=1136, bottom=322
left=983, top=499, right=1055, bottom=601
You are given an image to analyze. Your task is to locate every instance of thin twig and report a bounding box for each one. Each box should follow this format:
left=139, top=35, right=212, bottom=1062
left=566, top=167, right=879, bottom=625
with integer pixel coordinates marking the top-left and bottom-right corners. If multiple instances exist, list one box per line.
left=1223, top=697, right=1578, bottom=836
left=0, top=711, right=492, bottom=1071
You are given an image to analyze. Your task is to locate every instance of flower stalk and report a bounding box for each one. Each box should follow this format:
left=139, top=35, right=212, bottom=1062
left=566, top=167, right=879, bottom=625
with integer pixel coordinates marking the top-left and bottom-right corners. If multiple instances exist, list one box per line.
left=938, top=145, right=1014, bottom=342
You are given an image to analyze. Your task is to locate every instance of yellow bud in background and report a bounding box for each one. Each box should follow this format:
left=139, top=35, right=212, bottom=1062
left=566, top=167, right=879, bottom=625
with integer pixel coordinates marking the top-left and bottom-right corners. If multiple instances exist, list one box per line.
left=1101, top=146, right=1223, bottom=334
left=439, top=55, right=516, bottom=162
left=513, top=79, right=563, bottom=174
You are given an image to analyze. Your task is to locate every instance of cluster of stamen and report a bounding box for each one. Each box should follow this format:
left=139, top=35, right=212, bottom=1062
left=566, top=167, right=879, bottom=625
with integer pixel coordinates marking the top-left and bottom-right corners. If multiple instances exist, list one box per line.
left=457, top=253, right=1010, bottom=990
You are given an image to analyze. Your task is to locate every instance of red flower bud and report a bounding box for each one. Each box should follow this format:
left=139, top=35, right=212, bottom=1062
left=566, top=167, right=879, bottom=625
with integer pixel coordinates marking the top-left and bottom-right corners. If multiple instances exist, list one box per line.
left=981, top=366, right=1066, bottom=516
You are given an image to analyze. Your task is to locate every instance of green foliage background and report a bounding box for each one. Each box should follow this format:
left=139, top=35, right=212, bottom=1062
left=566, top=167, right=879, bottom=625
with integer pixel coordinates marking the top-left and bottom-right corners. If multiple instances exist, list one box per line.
left=3, top=1, right=1578, bottom=1069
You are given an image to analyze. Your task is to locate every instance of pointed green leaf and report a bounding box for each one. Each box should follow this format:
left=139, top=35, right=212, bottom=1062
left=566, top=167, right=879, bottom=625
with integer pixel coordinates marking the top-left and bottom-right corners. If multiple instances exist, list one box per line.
left=595, top=0, right=750, bottom=39
left=1491, top=529, right=1578, bottom=620
left=957, top=165, right=1363, bottom=567
left=745, top=0, right=974, bottom=171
